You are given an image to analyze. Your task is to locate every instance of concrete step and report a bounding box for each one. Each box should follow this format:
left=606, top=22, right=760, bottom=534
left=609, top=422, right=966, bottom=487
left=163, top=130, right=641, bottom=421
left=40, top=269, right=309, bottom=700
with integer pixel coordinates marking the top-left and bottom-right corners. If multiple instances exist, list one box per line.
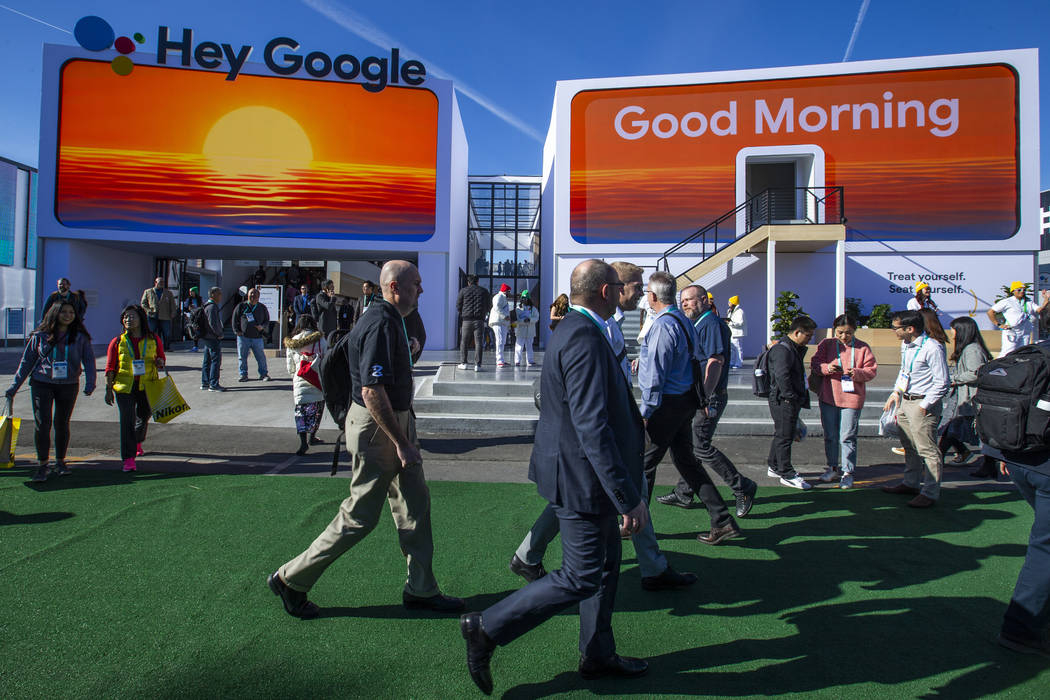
left=415, top=395, right=538, bottom=415
left=414, top=413, right=538, bottom=437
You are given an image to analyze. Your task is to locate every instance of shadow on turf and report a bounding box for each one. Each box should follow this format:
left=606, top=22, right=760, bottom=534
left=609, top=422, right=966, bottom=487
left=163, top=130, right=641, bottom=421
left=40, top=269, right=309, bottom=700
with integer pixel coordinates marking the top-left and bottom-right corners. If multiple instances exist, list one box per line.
left=0, top=509, right=74, bottom=526
left=314, top=589, right=520, bottom=620
left=493, top=488, right=1041, bottom=696
left=497, top=596, right=1047, bottom=698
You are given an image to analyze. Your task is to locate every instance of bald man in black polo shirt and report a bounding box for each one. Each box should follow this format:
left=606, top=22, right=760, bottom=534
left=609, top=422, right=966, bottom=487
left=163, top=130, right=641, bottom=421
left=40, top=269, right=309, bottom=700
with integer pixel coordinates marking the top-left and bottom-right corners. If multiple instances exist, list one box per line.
left=268, top=260, right=463, bottom=618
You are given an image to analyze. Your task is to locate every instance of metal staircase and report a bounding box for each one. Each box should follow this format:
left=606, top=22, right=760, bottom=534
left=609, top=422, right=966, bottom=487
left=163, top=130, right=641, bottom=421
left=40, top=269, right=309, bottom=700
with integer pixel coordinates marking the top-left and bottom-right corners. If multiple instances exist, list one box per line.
left=657, top=187, right=845, bottom=289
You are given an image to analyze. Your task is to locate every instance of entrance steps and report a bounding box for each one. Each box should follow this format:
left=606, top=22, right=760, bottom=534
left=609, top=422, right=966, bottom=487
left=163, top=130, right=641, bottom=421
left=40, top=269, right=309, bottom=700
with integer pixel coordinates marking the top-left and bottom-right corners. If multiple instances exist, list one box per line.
left=414, top=361, right=896, bottom=438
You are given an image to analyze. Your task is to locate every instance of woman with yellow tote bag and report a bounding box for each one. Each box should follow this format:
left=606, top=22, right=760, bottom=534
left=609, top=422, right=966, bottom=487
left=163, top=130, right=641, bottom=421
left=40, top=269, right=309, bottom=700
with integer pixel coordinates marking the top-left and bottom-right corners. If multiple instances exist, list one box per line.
left=103, top=305, right=165, bottom=473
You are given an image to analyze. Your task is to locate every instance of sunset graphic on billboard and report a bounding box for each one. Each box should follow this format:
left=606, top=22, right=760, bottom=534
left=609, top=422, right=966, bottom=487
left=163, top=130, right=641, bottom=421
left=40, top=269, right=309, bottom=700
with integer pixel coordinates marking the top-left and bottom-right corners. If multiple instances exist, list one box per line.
left=570, top=64, right=1018, bottom=244
left=56, top=59, right=437, bottom=240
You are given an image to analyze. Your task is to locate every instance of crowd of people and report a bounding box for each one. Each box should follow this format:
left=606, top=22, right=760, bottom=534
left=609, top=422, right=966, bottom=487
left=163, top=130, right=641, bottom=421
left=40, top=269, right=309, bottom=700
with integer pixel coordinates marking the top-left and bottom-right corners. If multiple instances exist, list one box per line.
left=6, top=264, right=1050, bottom=684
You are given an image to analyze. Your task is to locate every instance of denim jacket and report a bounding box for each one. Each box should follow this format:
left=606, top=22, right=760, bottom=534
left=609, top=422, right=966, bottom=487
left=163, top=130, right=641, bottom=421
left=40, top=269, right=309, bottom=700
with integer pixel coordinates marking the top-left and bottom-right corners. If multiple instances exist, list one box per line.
left=6, top=331, right=97, bottom=397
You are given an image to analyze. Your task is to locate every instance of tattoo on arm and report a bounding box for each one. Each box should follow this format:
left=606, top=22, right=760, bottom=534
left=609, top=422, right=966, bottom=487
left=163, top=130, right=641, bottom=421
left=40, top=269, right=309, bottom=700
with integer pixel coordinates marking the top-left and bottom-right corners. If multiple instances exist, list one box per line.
left=362, top=385, right=409, bottom=447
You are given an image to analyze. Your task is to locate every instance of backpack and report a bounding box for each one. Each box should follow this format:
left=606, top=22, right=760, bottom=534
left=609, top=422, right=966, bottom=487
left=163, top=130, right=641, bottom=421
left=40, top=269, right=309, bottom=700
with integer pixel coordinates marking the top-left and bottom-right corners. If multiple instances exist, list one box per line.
left=187, top=303, right=209, bottom=340
left=753, top=344, right=773, bottom=397
left=974, top=341, right=1050, bottom=453
left=315, top=331, right=356, bottom=475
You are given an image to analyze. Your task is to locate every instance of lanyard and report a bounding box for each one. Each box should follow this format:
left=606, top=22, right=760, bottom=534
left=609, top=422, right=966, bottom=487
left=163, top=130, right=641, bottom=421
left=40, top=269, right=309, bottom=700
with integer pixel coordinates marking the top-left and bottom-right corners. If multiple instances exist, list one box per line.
left=569, top=305, right=607, bottom=333
left=51, top=337, right=69, bottom=363
left=836, top=339, right=855, bottom=370
left=246, top=303, right=257, bottom=315
left=692, top=310, right=712, bottom=328
left=901, top=335, right=927, bottom=375
left=124, top=333, right=143, bottom=360
left=399, top=315, right=414, bottom=368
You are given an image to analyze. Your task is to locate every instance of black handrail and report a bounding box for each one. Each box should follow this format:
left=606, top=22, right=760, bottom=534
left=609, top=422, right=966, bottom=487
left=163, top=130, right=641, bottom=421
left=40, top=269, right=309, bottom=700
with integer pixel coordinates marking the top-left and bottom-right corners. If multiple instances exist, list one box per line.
left=658, top=186, right=844, bottom=273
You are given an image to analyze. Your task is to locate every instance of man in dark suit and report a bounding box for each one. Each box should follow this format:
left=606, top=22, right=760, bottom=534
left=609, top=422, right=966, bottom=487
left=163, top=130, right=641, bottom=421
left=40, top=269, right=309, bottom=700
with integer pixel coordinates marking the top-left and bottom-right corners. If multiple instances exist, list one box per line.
left=460, top=260, right=650, bottom=695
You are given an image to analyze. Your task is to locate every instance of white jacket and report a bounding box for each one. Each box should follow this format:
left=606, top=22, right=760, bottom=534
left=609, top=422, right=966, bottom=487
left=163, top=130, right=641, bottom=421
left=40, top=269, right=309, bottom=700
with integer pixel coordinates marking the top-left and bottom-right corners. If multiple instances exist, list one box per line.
left=515, top=304, right=537, bottom=340
left=488, top=292, right=510, bottom=327
left=727, top=306, right=746, bottom=338
left=284, top=330, right=326, bottom=405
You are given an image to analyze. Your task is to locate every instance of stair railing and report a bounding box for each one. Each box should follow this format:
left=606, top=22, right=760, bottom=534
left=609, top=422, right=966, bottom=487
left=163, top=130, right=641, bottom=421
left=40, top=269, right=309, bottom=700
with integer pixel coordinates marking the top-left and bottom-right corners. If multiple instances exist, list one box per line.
left=658, top=186, right=844, bottom=274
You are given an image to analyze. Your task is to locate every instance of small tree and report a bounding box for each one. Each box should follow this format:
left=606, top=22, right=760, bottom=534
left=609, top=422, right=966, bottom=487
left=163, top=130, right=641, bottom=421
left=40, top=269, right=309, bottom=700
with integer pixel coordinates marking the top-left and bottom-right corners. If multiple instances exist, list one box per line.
left=769, top=291, right=807, bottom=339
left=867, top=303, right=892, bottom=329
left=844, top=297, right=864, bottom=325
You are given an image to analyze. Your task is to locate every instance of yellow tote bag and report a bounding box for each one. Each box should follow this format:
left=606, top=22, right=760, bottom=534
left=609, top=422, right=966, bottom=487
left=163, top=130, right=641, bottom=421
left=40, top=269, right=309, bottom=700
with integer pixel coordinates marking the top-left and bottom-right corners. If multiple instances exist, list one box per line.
left=143, top=373, right=191, bottom=424
left=0, top=414, right=21, bottom=468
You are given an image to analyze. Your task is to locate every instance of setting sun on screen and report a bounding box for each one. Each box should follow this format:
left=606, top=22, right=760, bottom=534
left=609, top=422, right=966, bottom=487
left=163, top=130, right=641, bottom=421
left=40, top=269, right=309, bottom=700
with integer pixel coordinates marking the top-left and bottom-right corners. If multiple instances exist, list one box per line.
left=202, top=105, right=313, bottom=177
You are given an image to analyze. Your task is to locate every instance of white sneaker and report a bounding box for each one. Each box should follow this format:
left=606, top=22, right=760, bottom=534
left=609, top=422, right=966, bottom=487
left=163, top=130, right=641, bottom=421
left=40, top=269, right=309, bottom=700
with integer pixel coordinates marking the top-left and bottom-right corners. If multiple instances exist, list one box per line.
left=840, top=473, right=854, bottom=489
left=891, top=446, right=906, bottom=456
left=819, top=467, right=841, bottom=483
left=767, top=468, right=779, bottom=479
left=779, top=475, right=813, bottom=490
left=474, top=365, right=481, bottom=372
left=457, top=363, right=468, bottom=370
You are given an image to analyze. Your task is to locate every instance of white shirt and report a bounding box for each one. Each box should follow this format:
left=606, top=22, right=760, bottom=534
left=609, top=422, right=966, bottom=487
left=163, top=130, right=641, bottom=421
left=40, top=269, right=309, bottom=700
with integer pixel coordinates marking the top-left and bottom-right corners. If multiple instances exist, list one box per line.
left=727, top=306, right=745, bottom=338
left=570, top=304, right=630, bottom=384
left=637, top=295, right=656, bottom=343
left=893, top=333, right=950, bottom=410
left=992, top=296, right=1036, bottom=334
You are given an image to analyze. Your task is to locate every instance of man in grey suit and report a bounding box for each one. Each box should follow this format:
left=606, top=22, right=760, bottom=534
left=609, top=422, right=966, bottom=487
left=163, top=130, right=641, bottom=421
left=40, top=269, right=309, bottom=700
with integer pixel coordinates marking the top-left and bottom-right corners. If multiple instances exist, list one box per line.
left=460, top=259, right=650, bottom=695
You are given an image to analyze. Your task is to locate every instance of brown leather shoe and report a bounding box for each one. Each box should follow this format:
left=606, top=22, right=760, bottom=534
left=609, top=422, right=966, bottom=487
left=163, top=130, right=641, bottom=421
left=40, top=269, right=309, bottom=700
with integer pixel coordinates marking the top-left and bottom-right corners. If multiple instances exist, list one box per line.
left=907, top=494, right=936, bottom=508
left=882, top=483, right=920, bottom=496
left=696, top=520, right=743, bottom=545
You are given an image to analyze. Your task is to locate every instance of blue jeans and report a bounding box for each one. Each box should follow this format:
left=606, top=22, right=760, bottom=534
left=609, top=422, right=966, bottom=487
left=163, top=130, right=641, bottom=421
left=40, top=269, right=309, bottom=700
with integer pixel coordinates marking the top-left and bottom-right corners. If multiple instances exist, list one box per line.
left=236, top=336, right=268, bottom=378
left=200, top=338, right=221, bottom=388
left=819, top=401, right=860, bottom=473
left=147, top=317, right=172, bottom=348
left=1002, top=464, right=1050, bottom=643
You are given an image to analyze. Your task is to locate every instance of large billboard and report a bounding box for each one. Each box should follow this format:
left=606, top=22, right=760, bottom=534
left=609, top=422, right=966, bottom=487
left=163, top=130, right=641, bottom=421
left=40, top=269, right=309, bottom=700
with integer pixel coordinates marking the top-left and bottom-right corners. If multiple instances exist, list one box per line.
left=569, top=63, right=1020, bottom=245
left=53, top=58, right=438, bottom=241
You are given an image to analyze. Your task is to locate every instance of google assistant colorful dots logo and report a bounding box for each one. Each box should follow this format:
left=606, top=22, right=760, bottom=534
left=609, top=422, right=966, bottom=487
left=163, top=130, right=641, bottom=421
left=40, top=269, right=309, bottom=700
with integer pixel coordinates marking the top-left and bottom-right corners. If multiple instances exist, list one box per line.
left=73, top=16, right=145, bottom=76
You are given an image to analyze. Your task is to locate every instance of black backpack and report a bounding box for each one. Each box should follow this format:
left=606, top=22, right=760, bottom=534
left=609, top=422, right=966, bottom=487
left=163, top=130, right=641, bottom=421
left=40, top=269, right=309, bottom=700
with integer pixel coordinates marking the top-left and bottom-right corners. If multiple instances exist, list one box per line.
left=753, top=344, right=773, bottom=397
left=316, top=331, right=356, bottom=474
left=974, top=341, right=1050, bottom=453
left=186, top=303, right=209, bottom=340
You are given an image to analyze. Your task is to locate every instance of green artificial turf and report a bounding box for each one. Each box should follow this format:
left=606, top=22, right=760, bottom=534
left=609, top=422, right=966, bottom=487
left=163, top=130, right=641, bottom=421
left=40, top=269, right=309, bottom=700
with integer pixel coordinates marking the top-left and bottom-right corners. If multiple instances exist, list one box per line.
left=1, top=467, right=1048, bottom=698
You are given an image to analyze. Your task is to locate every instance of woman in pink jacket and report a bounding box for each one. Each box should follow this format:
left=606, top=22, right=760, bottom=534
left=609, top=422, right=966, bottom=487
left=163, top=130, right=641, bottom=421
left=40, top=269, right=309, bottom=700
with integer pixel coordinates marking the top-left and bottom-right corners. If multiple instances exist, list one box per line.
left=810, top=314, right=878, bottom=489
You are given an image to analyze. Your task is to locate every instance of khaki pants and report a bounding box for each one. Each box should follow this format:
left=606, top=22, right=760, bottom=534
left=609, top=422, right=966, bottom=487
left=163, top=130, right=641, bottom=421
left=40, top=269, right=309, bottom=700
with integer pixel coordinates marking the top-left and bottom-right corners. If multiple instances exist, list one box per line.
left=279, top=402, right=439, bottom=597
left=896, top=397, right=943, bottom=500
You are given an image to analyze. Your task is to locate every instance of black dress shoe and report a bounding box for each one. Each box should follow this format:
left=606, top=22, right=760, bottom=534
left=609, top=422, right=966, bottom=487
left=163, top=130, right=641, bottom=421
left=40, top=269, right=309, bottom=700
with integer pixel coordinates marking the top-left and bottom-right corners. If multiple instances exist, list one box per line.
left=267, top=571, right=319, bottom=619
left=656, top=491, right=698, bottom=509
left=509, top=554, right=547, bottom=583
left=578, top=654, right=648, bottom=680
left=697, top=520, right=743, bottom=545
left=640, top=565, right=697, bottom=591
left=402, top=591, right=465, bottom=612
left=461, top=613, right=495, bottom=695
left=735, top=480, right=757, bottom=518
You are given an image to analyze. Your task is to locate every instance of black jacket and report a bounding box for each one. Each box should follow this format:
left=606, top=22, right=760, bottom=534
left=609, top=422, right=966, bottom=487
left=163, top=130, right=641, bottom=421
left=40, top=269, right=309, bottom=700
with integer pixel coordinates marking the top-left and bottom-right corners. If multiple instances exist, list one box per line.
left=768, top=338, right=810, bottom=409
left=456, top=284, right=490, bottom=321
left=313, top=291, right=338, bottom=335
left=528, top=309, right=645, bottom=515
left=232, top=301, right=270, bottom=339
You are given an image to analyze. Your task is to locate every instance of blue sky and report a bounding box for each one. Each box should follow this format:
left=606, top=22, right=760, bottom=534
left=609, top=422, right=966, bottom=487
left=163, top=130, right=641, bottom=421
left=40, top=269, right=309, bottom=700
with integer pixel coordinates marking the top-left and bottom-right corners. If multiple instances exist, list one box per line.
left=2, top=0, right=1049, bottom=183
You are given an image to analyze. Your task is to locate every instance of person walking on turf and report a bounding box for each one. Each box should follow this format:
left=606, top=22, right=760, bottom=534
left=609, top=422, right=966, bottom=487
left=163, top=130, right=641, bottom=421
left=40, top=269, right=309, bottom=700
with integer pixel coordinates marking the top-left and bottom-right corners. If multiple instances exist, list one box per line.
left=657, top=284, right=758, bottom=518
left=461, top=259, right=650, bottom=695
left=232, top=287, right=271, bottom=382
left=881, top=309, right=951, bottom=508
left=269, top=261, right=463, bottom=619
left=104, top=305, right=165, bottom=473
left=640, top=274, right=742, bottom=544
left=456, top=275, right=489, bottom=371
left=766, top=315, right=818, bottom=490
left=5, top=301, right=96, bottom=482
left=509, top=261, right=695, bottom=590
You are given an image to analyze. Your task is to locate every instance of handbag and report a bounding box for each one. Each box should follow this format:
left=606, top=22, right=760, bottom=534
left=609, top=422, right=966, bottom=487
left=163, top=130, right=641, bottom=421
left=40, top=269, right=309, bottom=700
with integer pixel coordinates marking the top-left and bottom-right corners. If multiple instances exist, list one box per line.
left=808, top=371, right=823, bottom=394
left=143, top=372, right=191, bottom=424
left=0, top=405, right=21, bottom=468
left=297, top=344, right=323, bottom=389
left=879, top=407, right=901, bottom=438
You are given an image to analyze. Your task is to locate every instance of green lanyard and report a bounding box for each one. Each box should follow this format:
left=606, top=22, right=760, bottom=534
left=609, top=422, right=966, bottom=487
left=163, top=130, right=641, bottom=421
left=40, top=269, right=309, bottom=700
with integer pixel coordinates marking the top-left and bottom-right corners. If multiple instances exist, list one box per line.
left=51, top=338, right=68, bottom=363
left=693, top=310, right=712, bottom=328
left=124, top=334, right=141, bottom=360
left=837, top=339, right=855, bottom=370
left=901, top=335, right=927, bottom=375
left=399, top=316, right=414, bottom=369
left=569, top=305, right=607, bottom=333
